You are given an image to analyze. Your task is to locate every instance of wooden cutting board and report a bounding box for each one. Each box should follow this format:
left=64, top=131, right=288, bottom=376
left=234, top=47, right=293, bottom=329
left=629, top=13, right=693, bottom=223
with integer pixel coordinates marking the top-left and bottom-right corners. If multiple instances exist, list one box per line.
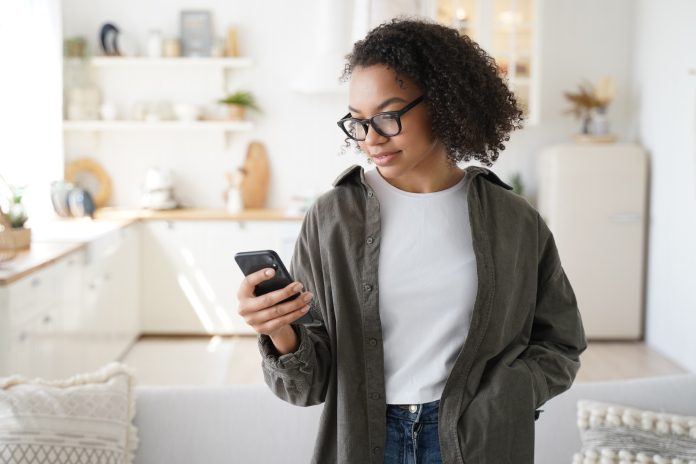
left=239, top=141, right=270, bottom=209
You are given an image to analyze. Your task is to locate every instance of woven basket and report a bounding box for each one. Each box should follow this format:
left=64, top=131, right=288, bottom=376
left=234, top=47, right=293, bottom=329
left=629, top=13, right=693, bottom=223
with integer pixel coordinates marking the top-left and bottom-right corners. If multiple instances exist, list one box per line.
left=0, top=212, right=17, bottom=262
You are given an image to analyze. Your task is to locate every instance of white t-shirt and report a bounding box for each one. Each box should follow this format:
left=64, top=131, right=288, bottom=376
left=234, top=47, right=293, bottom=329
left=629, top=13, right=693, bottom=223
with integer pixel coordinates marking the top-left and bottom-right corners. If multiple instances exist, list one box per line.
left=364, top=167, right=478, bottom=405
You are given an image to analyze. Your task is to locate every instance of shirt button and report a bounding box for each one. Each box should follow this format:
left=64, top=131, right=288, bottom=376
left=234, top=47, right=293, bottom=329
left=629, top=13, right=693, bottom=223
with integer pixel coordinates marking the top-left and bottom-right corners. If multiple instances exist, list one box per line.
left=367, top=191, right=374, bottom=197
left=363, top=283, right=372, bottom=292
left=372, top=446, right=380, bottom=454
left=368, top=338, right=377, bottom=346
left=370, top=392, right=379, bottom=400
left=366, top=236, right=374, bottom=245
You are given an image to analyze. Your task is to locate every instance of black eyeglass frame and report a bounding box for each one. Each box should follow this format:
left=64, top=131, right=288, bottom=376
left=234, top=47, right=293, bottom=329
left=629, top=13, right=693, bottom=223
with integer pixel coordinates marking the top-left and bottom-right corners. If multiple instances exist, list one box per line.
left=337, top=95, right=425, bottom=141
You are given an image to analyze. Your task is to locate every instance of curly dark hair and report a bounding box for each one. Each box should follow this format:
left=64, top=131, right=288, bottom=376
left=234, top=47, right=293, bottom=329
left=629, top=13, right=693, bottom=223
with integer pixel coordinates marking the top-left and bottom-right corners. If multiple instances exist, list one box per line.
left=340, top=17, right=524, bottom=167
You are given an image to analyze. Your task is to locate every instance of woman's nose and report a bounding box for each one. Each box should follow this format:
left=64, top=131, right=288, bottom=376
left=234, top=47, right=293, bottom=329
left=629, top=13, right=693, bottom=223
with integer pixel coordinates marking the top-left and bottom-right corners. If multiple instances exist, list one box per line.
left=363, top=123, right=388, bottom=146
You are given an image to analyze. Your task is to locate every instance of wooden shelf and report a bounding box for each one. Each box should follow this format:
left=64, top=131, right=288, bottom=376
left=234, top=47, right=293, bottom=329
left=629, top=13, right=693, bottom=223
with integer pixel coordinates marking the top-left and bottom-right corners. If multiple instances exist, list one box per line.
left=63, top=120, right=254, bottom=132
left=65, top=56, right=253, bottom=69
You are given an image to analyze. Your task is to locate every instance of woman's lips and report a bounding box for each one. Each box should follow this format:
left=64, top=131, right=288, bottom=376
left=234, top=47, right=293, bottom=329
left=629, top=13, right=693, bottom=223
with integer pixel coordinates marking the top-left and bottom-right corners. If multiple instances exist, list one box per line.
left=371, top=151, right=400, bottom=166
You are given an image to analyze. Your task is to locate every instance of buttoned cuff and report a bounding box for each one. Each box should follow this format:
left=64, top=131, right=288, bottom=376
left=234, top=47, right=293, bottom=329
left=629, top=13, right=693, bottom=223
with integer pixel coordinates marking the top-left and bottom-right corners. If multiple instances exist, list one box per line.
left=257, top=323, right=313, bottom=371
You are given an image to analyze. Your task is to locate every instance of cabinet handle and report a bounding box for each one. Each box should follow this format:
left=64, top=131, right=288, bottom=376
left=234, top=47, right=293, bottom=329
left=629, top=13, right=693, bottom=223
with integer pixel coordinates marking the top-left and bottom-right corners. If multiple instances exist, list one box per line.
left=43, top=315, right=52, bottom=324
left=18, top=332, right=27, bottom=342
left=167, top=221, right=175, bottom=230
left=31, top=278, right=41, bottom=288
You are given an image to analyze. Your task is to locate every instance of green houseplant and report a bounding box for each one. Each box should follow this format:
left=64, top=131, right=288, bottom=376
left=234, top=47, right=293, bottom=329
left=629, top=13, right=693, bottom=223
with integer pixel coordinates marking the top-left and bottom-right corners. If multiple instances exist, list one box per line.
left=217, top=91, right=261, bottom=121
left=0, top=175, right=31, bottom=250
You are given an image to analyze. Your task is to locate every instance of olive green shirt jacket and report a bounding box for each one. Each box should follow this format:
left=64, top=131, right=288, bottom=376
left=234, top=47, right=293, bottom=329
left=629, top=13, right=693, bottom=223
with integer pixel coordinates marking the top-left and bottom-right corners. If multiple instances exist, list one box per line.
left=257, top=164, right=588, bottom=463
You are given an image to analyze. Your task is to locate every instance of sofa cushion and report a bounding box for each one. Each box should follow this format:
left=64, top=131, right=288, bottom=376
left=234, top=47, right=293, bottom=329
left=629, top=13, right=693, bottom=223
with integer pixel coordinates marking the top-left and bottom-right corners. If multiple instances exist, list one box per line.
left=0, top=362, right=138, bottom=464
left=573, top=399, right=696, bottom=463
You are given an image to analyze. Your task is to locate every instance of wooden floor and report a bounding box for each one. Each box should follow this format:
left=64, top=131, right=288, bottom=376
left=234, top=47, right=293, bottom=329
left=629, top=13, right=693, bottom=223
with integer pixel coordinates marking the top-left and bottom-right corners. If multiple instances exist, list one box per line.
left=121, top=336, right=689, bottom=386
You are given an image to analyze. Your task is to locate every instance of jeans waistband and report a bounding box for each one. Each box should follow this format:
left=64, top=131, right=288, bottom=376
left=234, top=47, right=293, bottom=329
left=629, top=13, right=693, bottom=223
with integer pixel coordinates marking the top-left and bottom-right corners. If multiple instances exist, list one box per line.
left=386, top=399, right=440, bottom=422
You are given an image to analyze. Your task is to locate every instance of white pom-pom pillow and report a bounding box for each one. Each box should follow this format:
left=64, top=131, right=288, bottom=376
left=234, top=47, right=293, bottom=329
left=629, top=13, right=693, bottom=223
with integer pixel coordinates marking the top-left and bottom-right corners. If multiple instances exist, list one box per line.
left=573, top=399, right=696, bottom=464
left=0, top=362, right=138, bottom=464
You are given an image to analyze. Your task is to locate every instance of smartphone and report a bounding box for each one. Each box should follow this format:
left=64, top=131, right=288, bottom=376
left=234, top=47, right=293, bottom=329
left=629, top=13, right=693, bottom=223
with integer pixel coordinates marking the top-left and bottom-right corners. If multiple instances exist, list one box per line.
left=234, top=249, right=315, bottom=325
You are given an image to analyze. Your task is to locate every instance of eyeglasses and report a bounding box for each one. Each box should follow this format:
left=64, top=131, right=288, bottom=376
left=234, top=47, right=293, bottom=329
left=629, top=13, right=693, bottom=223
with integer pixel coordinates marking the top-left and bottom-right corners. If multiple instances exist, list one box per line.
left=337, top=95, right=425, bottom=141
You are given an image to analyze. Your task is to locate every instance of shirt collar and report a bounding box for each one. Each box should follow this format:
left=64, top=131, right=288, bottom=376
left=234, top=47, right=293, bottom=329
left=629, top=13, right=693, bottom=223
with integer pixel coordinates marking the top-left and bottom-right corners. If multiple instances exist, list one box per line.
left=331, top=164, right=513, bottom=191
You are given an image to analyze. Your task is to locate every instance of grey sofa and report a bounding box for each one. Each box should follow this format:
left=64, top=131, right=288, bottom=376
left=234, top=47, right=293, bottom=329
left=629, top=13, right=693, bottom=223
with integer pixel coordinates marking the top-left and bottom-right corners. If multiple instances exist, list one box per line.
left=133, top=374, right=696, bottom=464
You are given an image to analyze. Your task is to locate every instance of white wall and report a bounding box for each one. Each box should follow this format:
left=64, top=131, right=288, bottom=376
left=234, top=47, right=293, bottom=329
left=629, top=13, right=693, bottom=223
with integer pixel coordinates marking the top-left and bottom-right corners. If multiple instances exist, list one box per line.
left=61, top=0, right=637, bottom=210
left=61, top=0, right=359, bottom=210
left=496, top=0, right=636, bottom=204
left=633, top=0, right=696, bottom=372
left=0, top=0, right=64, bottom=224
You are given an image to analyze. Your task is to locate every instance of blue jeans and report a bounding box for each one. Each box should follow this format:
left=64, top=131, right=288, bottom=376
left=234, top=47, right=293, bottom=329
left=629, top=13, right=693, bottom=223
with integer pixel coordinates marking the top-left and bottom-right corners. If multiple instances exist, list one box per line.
left=384, top=399, right=443, bottom=464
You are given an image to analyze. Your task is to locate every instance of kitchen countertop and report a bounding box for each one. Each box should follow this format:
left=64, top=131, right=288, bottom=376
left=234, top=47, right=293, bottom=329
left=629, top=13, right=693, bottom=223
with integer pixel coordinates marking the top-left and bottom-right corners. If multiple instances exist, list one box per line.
left=1, top=218, right=136, bottom=285
left=0, top=241, right=85, bottom=285
left=0, top=208, right=304, bottom=285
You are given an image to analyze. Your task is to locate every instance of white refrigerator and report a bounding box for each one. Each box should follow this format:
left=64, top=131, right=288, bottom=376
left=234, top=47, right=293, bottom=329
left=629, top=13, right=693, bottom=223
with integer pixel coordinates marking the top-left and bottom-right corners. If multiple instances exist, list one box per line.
left=536, top=143, right=649, bottom=340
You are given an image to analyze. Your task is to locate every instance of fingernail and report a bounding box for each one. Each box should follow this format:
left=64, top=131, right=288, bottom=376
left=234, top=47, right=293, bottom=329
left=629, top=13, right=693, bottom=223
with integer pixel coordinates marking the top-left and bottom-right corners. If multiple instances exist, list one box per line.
left=303, top=293, right=313, bottom=302
left=301, top=305, right=310, bottom=312
left=293, top=283, right=303, bottom=292
left=265, top=269, right=274, bottom=277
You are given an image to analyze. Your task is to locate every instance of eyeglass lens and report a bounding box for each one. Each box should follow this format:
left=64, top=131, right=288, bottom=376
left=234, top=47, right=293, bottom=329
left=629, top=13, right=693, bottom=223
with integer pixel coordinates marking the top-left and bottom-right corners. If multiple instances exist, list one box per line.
left=343, top=113, right=400, bottom=140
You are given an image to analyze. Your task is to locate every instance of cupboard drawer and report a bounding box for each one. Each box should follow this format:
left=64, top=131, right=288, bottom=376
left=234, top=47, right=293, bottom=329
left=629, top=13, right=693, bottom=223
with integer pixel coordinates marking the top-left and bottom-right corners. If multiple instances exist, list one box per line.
left=8, top=264, right=59, bottom=328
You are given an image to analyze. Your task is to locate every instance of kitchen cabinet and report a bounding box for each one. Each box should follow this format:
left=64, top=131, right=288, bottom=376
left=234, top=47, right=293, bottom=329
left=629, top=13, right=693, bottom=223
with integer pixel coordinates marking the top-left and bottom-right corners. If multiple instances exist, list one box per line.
left=80, top=224, right=140, bottom=370
left=0, top=223, right=140, bottom=378
left=1, top=216, right=300, bottom=377
left=141, top=219, right=301, bottom=335
left=430, top=0, right=539, bottom=123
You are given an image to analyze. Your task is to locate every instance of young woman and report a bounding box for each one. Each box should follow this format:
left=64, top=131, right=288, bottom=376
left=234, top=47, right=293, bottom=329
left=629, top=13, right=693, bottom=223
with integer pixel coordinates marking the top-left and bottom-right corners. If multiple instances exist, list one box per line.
left=236, top=18, right=587, bottom=464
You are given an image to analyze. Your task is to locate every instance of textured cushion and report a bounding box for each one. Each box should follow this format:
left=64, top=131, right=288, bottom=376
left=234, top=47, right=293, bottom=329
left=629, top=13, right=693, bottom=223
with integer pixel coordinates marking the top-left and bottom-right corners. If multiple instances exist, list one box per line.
left=573, top=399, right=696, bottom=464
left=0, top=362, right=138, bottom=464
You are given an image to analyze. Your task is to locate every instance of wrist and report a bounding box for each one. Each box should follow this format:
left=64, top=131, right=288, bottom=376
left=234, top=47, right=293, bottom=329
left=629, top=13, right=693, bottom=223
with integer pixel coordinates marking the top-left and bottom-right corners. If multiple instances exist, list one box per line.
left=269, top=324, right=299, bottom=355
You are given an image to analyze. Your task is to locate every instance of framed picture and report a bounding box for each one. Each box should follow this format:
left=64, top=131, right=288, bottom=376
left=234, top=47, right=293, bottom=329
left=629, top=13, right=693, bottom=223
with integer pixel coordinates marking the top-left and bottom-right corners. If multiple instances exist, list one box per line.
left=180, top=10, right=213, bottom=57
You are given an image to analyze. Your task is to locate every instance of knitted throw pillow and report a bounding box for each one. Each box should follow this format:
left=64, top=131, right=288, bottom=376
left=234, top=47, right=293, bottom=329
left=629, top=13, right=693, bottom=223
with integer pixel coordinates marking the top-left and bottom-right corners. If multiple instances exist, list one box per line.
left=0, top=362, right=138, bottom=464
left=573, top=399, right=696, bottom=464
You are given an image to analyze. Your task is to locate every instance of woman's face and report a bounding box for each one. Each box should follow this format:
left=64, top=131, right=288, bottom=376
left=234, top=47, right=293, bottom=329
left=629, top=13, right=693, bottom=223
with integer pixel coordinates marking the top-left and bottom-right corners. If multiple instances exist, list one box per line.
left=348, top=64, right=447, bottom=185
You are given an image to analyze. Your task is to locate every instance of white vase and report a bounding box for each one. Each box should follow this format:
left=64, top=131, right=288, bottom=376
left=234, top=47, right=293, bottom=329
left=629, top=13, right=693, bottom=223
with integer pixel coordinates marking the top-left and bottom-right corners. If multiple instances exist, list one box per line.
left=589, top=107, right=610, bottom=135
left=147, top=30, right=163, bottom=58
left=226, top=188, right=242, bottom=213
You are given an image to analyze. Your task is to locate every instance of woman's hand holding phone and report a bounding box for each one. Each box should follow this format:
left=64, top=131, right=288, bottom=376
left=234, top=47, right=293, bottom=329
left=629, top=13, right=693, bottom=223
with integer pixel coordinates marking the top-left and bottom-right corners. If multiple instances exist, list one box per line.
left=236, top=268, right=314, bottom=354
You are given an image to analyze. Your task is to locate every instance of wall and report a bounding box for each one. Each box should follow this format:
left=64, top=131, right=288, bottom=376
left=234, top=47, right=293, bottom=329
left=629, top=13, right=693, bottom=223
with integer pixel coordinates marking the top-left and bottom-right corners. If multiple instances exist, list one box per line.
left=633, top=0, right=696, bottom=372
left=61, top=0, right=357, bottom=211
left=0, top=0, right=64, bottom=224
left=60, top=0, right=637, bottom=210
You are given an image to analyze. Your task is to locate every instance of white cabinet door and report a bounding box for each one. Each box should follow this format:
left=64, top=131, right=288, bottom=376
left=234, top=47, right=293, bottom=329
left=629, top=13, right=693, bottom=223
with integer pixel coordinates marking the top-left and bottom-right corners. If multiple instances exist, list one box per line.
left=141, top=220, right=211, bottom=333
left=205, top=220, right=302, bottom=335
left=79, top=224, right=141, bottom=371
left=52, top=250, right=86, bottom=378
left=3, top=262, right=61, bottom=378
left=141, top=219, right=302, bottom=334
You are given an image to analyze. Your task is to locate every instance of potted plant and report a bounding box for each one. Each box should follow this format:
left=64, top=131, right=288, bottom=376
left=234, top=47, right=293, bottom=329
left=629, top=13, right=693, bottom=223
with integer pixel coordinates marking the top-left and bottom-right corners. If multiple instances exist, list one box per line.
left=509, top=172, right=525, bottom=197
left=0, top=175, right=31, bottom=250
left=563, top=76, right=615, bottom=140
left=217, top=91, right=261, bottom=121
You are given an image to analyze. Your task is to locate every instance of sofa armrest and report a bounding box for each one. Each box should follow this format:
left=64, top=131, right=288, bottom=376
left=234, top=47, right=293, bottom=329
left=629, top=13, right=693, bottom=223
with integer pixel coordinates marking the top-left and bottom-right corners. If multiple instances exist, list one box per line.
left=534, top=374, right=696, bottom=464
